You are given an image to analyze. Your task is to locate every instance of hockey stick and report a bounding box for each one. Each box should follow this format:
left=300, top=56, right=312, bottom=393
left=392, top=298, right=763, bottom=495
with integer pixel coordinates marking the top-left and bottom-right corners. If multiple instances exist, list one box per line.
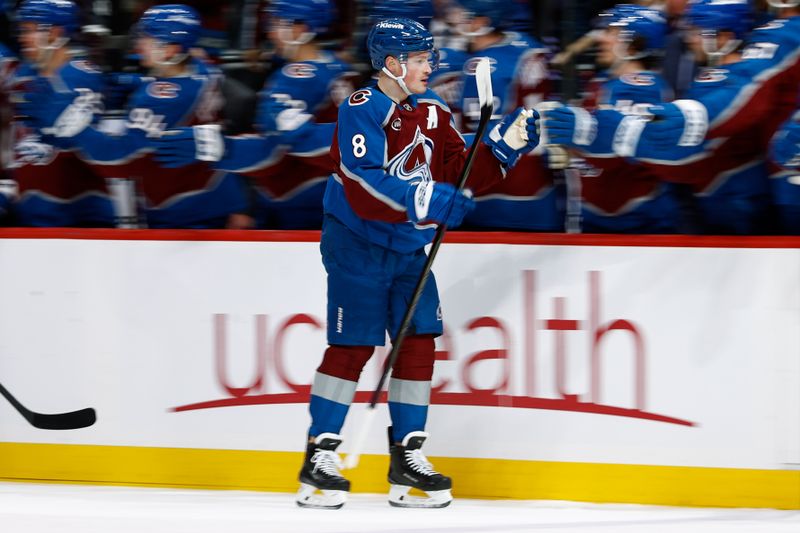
left=0, top=381, right=97, bottom=430
left=344, top=57, right=494, bottom=469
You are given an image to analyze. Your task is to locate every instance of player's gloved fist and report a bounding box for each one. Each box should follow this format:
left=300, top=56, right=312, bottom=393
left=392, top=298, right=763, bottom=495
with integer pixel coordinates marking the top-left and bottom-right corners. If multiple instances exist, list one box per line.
left=641, top=100, right=708, bottom=149
left=154, top=125, right=226, bottom=168
left=485, top=107, right=540, bottom=168
left=542, top=105, right=597, bottom=148
left=771, top=120, right=800, bottom=169
left=405, top=181, right=475, bottom=227
left=257, top=93, right=312, bottom=134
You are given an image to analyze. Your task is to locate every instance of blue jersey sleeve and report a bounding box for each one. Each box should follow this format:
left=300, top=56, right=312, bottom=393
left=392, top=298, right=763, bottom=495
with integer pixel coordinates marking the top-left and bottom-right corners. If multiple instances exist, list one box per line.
left=337, top=90, right=411, bottom=214
left=67, top=68, right=221, bottom=164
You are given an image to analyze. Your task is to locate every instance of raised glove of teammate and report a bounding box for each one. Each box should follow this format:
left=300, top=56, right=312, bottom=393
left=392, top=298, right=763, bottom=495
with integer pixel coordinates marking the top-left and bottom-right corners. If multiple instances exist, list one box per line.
left=639, top=100, right=708, bottom=150
left=485, top=107, right=540, bottom=168
left=19, top=79, right=100, bottom=137
left=405, top=181, right=475, bottom=227
left=542, top=105, right=597, bottom=148
left=771, top=119, right=800, bottom=169
left=256, top=93, right=312, bottom=136
left=154, top=124, right=226, bottom=168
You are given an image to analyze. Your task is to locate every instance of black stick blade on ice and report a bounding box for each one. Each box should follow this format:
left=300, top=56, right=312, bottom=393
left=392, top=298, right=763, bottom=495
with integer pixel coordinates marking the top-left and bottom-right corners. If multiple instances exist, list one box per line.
left=0, top=382, right=97, bottom=430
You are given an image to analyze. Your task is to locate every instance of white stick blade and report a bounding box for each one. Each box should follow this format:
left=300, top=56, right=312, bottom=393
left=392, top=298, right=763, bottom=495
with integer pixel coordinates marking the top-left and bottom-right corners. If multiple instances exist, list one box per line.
left=342, top=406, right=378, bottom=470
left=475, top=57, right=493, bottom=109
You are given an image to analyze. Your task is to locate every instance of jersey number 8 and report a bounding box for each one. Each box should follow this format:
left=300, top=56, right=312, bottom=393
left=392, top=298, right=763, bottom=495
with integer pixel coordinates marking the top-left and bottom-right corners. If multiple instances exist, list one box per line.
left=352, top=134, right=367, bottom=158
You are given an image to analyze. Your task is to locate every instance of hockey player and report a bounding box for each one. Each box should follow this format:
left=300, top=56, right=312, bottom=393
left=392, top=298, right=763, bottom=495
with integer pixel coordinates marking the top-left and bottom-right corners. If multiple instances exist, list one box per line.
left=20, top=4, right=248, bottom=228
left=441, top=0, right=563, bottom=231
left=628, top=0, right=772, bottom=234
left=543, top=5, right=681, bottom=233
left=617, top=0, right=800, bottom=166
left=296, top=18, right=539, bottom=509
left=153, top=0, right=357, bottom=229
left=11, top=0, right=115, bottom=227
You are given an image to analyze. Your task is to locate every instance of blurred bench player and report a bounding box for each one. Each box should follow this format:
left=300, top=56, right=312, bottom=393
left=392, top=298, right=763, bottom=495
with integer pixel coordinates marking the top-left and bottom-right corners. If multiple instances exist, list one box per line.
left=20, top=4, right=250, bottom=229
left=543, top=4, right=681, bottom=233
left=153, top=0, right=358, bottom=229
left=11, top=0, right=114, bottom=227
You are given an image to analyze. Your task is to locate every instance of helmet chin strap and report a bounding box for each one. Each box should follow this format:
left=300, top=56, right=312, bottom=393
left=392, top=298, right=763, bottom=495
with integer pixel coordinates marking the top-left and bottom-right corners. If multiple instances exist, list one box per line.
left=382, top=62, right=412, bottom=96
left=277, top=26, right=315, bottom=60
left=455, top=23, right=494, bottom=38
left=148, top=40, right=187, bottom=75
left=34, top=26, right=69, bottom=68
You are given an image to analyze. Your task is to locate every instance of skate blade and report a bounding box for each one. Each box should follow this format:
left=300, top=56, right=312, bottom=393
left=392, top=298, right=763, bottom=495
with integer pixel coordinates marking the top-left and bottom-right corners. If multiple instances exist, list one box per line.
left=295, top=483, right=347, bottom=509
left=388, top=485, right=452, bottom=508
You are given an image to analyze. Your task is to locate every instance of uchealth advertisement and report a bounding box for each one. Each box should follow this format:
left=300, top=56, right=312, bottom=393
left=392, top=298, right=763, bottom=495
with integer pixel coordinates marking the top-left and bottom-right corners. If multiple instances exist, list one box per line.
left=0, top=234, right=798, bottom=504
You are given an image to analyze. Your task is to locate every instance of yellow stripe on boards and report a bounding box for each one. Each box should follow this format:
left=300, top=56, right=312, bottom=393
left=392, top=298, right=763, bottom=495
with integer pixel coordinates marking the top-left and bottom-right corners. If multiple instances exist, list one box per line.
left=0, top=443, right=797, bottom=509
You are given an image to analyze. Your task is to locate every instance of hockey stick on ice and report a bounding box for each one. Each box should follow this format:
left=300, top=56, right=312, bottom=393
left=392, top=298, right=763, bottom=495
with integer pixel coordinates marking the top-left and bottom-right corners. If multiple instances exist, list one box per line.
left=344, top=57, right=494, bottom=469
left=0, top=381, right=97, bottom=430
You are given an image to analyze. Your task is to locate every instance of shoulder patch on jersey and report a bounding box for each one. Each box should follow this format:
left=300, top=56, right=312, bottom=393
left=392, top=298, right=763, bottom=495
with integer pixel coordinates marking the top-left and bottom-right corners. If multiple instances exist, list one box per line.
left=463, top=56, right=497, bottom=76
left=742, top=41, right=779, bottom=60
left=620, top=73, right=656, bottom=87
left=348, top=88, right=372, bottom=106
left=146, top=81, right=181, bottom=99
left=70, top=60, right=102, bottom=74
left=695, top=68, right=728, bottom=83
left=282, top=63, right=318, bottom=79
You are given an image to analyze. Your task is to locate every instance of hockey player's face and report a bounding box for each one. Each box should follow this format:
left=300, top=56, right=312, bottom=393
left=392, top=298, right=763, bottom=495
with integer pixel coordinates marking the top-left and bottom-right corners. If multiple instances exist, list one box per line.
left=137, top=36, right=179, bottom=69
left=597, top=27, right=622, bottom=67
left=399, top=51, right=433, bottom=94
left=18, top=22, right=57, bottom=61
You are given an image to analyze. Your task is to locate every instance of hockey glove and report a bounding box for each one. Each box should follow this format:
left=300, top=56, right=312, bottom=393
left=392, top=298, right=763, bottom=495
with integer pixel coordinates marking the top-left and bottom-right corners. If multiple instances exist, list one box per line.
left=542, top=105, right=597, bottom=149
left=257, top=93, right=313, bottom=137
left=640, top=100, right=708, bottom=150
left=405, top=181, right=475, bottom=228
left=19, top=79, right=99, bottom=138
left=771, top=119, right=800, bottom=169
left=485, top=107, right=540, bottom=168
left=154, top=125, right=226, bottom=168
left=15, top=137, right=56, bottom=166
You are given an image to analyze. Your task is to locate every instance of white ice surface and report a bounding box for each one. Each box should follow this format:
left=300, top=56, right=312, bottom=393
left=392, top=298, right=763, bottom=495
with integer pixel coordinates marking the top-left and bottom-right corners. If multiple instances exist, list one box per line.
left=1, top=482, right=798, bottom=533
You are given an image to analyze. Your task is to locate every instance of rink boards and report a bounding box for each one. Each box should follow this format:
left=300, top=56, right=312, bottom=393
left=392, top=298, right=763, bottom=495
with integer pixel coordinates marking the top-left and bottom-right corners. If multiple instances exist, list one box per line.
left=0, top=229, right=798, bottom=509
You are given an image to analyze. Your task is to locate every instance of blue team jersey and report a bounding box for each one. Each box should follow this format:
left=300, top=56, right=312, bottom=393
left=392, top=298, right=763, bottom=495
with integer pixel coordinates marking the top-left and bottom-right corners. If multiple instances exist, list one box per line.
left=577, top=70, right=679, bottom=233
left=62, top=58, right=245, bottom=228
left=440, top=32, right=562, bottom=232
left=217, top=51, right=357, bottom=228
left=636, top=63, right=772, bottom=234
left=459, top=32, right=550, bottom=132
left=11, top=58, right=114, bottom=227
left=325, top=85, right=505, bottom=252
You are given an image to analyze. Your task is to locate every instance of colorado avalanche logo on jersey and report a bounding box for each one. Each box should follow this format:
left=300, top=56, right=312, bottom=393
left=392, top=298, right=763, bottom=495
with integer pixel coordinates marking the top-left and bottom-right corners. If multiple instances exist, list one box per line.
left=620, top=73, right=656, bottom=87
left=387, top=126, right=434, bottom=184
left=146, top=81, right=181, bottom=99
left=348, top=89, right=371, bottom=106
left=463, top=57, right=497, bottom=76
left=282, top=63, right=317, bottom=79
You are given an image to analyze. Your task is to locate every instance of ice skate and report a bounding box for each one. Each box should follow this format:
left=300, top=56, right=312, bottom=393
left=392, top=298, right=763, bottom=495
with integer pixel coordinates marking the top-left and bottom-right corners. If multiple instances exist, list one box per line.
left=387, top=428, right=453, bottom=508
left=296, top=433, right=350, bottom=509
